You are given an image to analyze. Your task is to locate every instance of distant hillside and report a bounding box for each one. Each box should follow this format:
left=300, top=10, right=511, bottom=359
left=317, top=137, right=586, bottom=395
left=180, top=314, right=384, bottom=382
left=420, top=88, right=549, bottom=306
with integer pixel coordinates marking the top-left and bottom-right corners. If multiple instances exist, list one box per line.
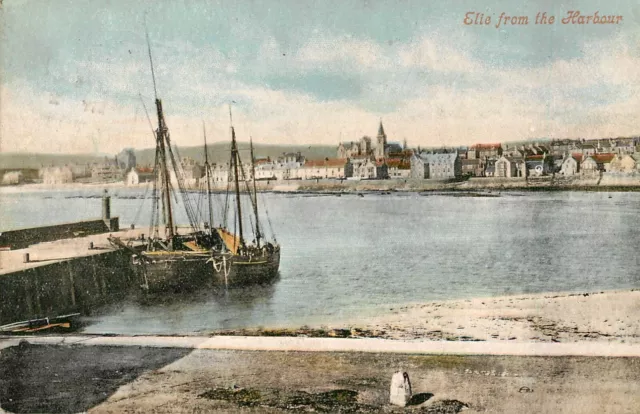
left=0, top=153, right=108, bottom=170
left=0, top=143, right=337, bottom=170
left=135, top=142, right=336, bottom=167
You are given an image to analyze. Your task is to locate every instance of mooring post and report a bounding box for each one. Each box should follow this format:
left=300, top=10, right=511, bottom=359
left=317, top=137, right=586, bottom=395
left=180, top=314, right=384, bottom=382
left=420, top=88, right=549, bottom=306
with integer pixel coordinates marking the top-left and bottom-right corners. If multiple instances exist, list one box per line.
left=390, top=371, right=412, bottom=407
left=102, top=189, right=111, bottom=221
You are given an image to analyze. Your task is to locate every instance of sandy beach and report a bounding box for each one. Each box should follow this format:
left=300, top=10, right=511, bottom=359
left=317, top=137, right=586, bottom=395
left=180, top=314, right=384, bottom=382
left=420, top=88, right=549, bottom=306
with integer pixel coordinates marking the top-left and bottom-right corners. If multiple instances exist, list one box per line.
left=334, top=289, right=640, bottom=345
left=208, top=289, right=640, bottom=346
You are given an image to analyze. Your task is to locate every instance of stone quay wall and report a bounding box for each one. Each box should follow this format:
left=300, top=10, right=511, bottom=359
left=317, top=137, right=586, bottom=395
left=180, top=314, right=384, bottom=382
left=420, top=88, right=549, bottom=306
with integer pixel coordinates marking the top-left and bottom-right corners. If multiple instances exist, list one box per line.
left=0, top=248, right=133, bottom=325
left=0, top=217, right=119, bottom=250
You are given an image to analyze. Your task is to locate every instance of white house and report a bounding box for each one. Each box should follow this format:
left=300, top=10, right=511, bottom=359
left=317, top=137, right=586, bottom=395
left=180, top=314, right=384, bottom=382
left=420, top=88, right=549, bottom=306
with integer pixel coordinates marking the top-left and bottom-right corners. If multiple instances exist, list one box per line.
left=560, top=155, right=581, bottom=176
left=1, top=171, right=23, bottom=185
left=125, top=168, right=155, bottom=185
left=42, top=166, right=73, bottom=185
left=299, top=159, right=348, bottom=180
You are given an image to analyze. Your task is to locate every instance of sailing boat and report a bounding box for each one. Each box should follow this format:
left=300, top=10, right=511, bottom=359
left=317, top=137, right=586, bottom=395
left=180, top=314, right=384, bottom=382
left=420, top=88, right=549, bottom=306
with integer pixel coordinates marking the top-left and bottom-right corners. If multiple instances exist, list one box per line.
left=205, top=111, right=281, bottom=286
left=110, top=31, right=223, bottom=292
left=112, top=31, right=279, bottom=291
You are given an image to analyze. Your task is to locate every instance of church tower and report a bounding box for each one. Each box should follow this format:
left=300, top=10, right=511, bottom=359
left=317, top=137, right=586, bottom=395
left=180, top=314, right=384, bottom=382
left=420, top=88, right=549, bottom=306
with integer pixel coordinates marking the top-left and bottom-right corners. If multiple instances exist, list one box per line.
left=376, top=120, right=387, bottom=159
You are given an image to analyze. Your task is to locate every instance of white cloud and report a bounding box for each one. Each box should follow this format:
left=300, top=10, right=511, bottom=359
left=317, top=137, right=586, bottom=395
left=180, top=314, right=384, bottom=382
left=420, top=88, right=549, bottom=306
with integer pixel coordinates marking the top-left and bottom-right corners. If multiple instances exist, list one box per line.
left=2, top=31, right=640, bottom=155
left=397, top=36, right=480, bottom=73
left=295, top=33, right=389, bottom=70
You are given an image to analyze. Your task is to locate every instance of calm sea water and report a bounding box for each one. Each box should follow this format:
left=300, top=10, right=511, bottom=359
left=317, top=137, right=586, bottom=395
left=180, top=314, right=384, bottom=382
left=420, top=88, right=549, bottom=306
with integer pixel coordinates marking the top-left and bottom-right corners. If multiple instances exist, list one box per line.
left=1, top=187, right=639, bottom=334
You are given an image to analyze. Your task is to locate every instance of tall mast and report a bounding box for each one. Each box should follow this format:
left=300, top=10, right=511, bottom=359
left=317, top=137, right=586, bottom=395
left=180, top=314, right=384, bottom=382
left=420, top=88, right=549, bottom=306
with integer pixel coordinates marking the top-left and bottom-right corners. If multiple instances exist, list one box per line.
left=155, top=100, right=175, bottom=242
left=250, top=137, right=261, bottom=248
left=146, top=26, right=175, bottom=242
left=229, top=108, right=244, bottom=248
left=203, top=121, right=214, bottom=233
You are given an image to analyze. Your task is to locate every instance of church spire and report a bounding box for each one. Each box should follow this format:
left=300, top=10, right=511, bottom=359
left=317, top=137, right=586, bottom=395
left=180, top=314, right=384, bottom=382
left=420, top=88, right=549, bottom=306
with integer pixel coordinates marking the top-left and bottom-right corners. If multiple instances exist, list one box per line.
left=377, top=119, right=386, bottom=138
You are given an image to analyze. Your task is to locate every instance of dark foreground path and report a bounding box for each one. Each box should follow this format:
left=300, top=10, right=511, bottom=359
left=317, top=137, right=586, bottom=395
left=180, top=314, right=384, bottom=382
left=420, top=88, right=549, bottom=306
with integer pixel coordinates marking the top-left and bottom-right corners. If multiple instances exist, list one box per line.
left=0, top=341, right=639, bottom=413
left=0, top=342, right=189, bottom=413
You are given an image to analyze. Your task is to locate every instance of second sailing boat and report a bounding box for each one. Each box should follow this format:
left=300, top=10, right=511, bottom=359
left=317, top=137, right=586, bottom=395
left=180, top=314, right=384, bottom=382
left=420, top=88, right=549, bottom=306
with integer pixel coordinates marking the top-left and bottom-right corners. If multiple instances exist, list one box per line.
left=206, top=112, right=281, bottom=287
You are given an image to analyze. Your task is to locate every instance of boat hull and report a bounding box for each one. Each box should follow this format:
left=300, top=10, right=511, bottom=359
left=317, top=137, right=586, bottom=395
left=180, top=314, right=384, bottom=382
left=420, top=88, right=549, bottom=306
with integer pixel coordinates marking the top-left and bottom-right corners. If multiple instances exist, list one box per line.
left=132, top=248, right=280, bottom=292
left=209, top=249, right=280, bottom=287
left=134, top=252, right=212, bottom=293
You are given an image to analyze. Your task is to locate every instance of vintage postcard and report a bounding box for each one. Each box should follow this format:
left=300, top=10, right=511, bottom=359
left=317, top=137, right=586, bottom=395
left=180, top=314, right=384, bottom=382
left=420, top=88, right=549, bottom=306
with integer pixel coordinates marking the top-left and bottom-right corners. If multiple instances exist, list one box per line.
left=0, top=1, right=638, bottom=413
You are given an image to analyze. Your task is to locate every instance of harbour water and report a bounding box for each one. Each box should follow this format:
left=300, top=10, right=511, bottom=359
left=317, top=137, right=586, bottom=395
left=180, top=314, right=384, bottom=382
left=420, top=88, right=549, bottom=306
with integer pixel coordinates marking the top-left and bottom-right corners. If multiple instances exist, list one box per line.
left=1, top=187, right=639, bottom=334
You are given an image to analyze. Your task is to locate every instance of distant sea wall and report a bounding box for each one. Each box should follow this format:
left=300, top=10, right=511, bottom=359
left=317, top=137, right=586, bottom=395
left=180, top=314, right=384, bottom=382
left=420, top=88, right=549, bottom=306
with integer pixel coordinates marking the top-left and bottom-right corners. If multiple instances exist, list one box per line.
left=9, top=173, right=640, bottom=195
left=246, top=174, right=640, bottom=193
left=0, top=249, right=133, bottom=325
left=0, top=218, right=119, bottom=250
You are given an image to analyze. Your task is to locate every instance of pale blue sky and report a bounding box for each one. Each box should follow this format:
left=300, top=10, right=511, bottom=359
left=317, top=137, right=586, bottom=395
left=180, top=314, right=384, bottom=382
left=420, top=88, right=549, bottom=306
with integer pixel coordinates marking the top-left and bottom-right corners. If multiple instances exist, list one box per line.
left=1, top=0, right=639, bottom=153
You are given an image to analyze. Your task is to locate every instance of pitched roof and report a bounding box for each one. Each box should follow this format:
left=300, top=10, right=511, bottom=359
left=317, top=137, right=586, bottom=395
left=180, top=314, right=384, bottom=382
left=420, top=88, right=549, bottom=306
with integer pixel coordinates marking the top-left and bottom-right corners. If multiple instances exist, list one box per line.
left=384, top=159, right=411, bottom=169
left=592, top=153, right=616, bottom=163
left=471, top=143, right=501, bottom=150
left=416, top=152, right=458, bottom=164
left=303, top=158, right=347, bottom=168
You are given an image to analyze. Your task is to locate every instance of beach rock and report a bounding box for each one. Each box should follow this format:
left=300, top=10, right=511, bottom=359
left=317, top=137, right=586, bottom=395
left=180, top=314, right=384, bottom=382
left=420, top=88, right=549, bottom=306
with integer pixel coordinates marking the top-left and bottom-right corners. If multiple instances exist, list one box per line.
left=389, top=371, right=412, bottom=407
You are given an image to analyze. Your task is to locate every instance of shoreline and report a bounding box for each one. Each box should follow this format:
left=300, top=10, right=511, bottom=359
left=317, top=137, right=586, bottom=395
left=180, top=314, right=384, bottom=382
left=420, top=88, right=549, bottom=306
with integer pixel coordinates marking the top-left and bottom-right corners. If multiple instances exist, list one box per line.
left=3, top=288, right=639, bottom=413
left=330, top=288, right=640, bottom=344
left=204, top=288, right=640, bottom=346
left=6, top=174, right=640, bottom=194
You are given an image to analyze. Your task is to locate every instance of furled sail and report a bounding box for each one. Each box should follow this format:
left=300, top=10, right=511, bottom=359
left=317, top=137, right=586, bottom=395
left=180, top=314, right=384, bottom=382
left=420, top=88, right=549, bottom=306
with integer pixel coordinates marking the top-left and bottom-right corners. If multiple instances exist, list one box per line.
left=216, top=228, right=241, bottom=254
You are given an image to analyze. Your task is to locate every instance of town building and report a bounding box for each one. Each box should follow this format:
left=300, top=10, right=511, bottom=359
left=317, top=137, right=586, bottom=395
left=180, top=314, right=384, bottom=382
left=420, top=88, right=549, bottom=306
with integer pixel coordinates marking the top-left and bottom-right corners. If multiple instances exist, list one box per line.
left=461, top=158, right=484, bottom=177
left=580, top=156, right=599, bottom=175
left=276, top=152, right=306, bottom=164
left=179, top=157, right=204, bottom=186
left=385, top=159, right=411, bottom=179
left=410, top=152, right=461, bottom=179
left=1, top=171, right=24, bottom=185
left=299, top=158, right=348, bottom=180
left=484, top=160, right=496, bottom=177
left=578, top=142, right=597, bottom=156
left=337, top=136, right=372, bottom=159
left=468, top=143, right=502, bottom=160
left=495, top=156, right=524, bottom=178
left=581, top=153, right=615, bottom=175
left=254, top=160, right=305, bottom=181
left=560, top=154, right=582, bottom=176
left=125, top=167, right=155, bottom=185
left=42, top=166, right=73, bottom=185
left=91, top=157, right=124, bottom=182
left=336, top=121, right=401, bottom=160
left=613, top=138, right=636, bottom=155
left=550, top=139, right=578, bottom=156
left=608, top=154, right=639, bottom=173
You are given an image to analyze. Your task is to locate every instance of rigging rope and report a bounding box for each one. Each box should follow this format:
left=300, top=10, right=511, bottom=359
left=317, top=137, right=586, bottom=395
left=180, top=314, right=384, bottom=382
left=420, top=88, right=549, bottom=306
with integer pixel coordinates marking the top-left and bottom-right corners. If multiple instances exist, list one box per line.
left=167, top=143, right=201, bottom=233
left=131, top=180, right=152, bottom=226
left=139, top=95, right=161, bottom=241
